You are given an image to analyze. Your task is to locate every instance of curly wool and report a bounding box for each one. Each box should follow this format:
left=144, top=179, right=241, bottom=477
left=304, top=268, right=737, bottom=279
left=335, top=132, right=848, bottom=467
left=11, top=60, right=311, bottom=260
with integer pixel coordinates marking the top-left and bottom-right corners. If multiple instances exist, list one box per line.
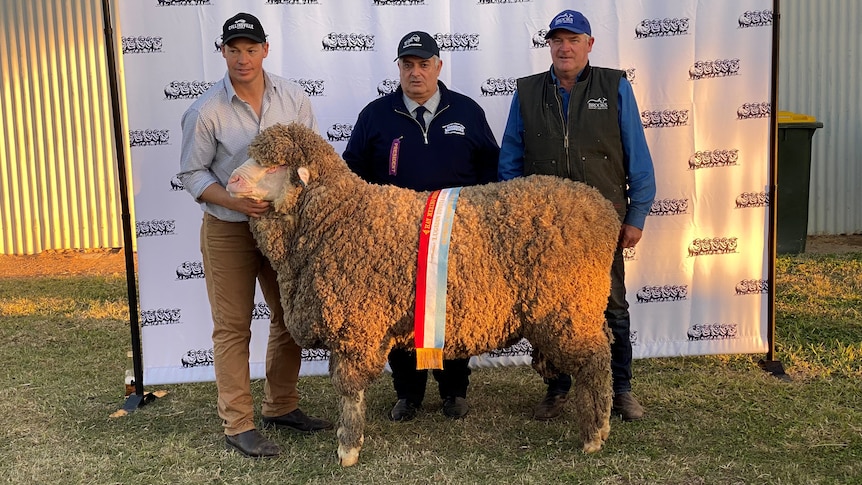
left=244, top=122, right=621, bottom=465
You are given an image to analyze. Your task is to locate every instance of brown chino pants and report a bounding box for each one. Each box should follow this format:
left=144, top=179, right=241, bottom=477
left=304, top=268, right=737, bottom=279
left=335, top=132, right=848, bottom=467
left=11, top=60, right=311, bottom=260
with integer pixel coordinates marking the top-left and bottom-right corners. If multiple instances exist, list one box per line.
left=200, top=213, right=301, bottom=435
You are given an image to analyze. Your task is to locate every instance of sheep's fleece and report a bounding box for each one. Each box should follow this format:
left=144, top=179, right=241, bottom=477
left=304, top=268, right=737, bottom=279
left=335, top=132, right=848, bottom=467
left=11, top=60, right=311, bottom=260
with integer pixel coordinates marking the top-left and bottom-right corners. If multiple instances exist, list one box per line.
left=226, top=122, right=621, bottom=466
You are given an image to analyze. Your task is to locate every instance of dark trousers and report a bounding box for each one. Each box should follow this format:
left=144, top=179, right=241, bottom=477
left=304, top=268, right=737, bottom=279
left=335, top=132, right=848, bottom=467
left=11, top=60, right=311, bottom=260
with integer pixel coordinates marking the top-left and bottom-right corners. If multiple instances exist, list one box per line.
left=389, top=348, right=471, bottom=404
left=546, top=247, right=633, bottom=396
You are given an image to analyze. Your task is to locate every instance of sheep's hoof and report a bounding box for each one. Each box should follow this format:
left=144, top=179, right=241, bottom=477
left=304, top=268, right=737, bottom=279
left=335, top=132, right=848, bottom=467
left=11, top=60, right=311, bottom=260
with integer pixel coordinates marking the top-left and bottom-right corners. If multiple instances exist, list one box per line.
left=338, top=445, right=360, bottom=467
left=582, top=440, right=604, bottom=454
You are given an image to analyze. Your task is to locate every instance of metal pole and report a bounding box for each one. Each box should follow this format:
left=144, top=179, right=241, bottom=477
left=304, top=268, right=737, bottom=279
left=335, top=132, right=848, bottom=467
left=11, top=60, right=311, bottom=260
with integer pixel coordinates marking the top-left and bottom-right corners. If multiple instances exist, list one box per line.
left=99, top=0, right=152, bottom=408
left=758, top=0, right=790, bottom=381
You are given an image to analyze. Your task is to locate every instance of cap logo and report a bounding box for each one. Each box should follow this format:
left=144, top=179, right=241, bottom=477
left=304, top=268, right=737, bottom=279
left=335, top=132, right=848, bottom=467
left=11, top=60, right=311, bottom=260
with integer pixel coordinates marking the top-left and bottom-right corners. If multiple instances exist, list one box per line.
left=228, top=19, right=255, bottom=31
left=402, top=34, right=422, bottom=49
left=554, top=13, right=575, bottom=26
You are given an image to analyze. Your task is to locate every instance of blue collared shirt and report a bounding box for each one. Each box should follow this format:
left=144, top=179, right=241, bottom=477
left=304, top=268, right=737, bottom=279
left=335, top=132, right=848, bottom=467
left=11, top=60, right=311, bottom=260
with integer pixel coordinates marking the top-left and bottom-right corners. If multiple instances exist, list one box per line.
left=498, top=67, right=656, bottom=229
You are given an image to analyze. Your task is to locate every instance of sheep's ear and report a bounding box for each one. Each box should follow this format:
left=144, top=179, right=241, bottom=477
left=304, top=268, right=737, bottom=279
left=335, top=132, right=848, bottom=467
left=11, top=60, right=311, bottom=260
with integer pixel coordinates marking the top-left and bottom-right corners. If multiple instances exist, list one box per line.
left=297, top=167, right=311, bottom=186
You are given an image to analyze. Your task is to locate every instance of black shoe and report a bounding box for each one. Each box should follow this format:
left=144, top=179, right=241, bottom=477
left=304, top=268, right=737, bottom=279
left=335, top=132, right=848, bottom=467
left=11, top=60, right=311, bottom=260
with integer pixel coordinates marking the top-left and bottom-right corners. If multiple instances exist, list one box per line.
left=442, top=396, right=469, bottom=419
left=225, top=429, right=281, bottom=458
left=533, top=392, right=568, bottom=421
left=261, top=409, right=334, bottom=433
left=389, top=398, right=420, bottom=422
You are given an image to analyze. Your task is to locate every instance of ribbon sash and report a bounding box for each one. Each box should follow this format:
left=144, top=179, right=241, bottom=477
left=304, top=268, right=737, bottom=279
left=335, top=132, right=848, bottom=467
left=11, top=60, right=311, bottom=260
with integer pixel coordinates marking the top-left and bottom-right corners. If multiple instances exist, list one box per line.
left=414, top=187, right=462, bottom=370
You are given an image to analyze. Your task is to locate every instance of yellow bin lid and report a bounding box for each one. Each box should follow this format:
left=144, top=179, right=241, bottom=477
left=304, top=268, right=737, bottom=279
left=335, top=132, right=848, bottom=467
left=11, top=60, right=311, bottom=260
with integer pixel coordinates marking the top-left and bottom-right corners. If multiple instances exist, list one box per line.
left=777, top=111, right=817, bottom=123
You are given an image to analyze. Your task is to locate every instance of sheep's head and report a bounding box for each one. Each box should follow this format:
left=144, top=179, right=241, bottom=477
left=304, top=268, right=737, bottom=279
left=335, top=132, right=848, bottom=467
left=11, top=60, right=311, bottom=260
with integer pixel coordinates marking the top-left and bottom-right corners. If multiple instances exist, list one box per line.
left=226, top=158, right=310, bottom=214
left=226, top=160, right=291, bottom=202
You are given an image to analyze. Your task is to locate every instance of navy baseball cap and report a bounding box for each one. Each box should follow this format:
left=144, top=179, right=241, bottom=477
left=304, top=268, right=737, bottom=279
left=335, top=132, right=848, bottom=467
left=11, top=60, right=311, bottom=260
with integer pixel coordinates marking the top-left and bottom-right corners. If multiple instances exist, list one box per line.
left=396, top=31, right=440, bottom=60
left=545, top=10, right=592, bottom=38
left=222, top=12, right=267, bottom=45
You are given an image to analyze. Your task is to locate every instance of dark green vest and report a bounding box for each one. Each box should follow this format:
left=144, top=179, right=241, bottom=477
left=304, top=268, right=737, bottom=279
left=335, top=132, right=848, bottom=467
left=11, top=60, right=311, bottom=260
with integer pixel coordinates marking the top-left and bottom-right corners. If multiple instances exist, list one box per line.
left=518, top=66, right=626, bottom=219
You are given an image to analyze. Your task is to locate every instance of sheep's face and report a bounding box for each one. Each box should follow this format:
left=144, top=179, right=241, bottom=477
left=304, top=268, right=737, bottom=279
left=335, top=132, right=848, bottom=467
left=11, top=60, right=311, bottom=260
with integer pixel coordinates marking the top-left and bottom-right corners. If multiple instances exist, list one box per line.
left=226, top=157, right=291, bottom=202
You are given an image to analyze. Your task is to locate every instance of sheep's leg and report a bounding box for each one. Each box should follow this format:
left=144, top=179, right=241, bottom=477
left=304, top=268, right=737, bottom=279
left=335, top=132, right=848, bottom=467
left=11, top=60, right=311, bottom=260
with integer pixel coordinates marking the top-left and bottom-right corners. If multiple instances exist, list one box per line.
left=330, top=350, right=387, bottom=467
left=336, top=389, right=365, bottom=467
left=567, top=343, right=612, bottom=453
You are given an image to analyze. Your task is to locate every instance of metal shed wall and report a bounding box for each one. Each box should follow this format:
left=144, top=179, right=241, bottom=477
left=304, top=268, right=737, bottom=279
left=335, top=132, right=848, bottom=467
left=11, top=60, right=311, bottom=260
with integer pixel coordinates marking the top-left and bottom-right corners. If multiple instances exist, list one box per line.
left=0, top=0, right=129, bottom=255
left=779, top=0, right=862, bottom=235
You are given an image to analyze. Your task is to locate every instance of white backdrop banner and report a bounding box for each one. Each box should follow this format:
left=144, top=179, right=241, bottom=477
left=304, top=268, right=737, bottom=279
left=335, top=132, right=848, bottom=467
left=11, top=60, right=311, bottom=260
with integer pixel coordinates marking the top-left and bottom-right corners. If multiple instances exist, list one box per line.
left=118, top=0, right=775, bottom=385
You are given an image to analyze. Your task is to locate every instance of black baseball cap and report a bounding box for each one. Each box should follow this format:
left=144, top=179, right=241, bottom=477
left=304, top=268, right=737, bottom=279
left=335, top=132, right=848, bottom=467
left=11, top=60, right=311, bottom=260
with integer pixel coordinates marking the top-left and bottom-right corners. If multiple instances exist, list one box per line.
left=222, top=12, right=267, bottom=45
left=395, top=31, right=439, bottom=60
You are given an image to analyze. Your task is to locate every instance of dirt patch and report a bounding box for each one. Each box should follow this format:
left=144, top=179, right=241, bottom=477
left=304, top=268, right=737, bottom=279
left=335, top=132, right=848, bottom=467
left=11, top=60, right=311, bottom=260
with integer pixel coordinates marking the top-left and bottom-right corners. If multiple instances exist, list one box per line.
left=1, top=236, right=860, bottom=278
left=0, top=248, right=133, bottom=278
left=803, top=235, right=862, bottom=255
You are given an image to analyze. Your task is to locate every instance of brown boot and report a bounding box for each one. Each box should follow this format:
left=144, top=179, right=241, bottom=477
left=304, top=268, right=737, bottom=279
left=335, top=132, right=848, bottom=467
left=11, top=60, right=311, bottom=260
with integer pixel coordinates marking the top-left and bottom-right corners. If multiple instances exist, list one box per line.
left=612, top=392, right=644, bottom=421
left=533, top=392, right=567, bottom=420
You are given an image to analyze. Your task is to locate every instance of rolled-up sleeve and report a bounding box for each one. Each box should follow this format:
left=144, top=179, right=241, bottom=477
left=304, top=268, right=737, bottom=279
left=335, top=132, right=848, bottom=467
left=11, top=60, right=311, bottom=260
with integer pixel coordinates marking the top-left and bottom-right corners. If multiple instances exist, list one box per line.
left=178, top=107, right=220, bottom=201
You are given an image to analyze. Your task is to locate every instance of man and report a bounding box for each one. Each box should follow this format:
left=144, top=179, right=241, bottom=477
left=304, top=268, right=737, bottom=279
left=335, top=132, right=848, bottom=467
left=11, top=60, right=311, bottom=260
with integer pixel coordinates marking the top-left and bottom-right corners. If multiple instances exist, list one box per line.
left=178, top=12, right=332, bottom=458
left=498, top=10, right=657, bottom=422
left=343, top=31, right=500, bottom=422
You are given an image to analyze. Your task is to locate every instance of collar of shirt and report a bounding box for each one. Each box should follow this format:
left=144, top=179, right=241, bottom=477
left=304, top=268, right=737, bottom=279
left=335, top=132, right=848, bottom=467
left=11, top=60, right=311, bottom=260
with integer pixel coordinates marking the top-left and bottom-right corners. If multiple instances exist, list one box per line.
left=403, top=88, right=441, bottom=118
left=222, top=70, right=274, bottom=105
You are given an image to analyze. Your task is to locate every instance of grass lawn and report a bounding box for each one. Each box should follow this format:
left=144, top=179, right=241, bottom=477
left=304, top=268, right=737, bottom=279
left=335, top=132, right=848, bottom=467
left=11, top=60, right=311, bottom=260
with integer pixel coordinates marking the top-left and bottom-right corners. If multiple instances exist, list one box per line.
left=0, top=252, right=860, bottom=484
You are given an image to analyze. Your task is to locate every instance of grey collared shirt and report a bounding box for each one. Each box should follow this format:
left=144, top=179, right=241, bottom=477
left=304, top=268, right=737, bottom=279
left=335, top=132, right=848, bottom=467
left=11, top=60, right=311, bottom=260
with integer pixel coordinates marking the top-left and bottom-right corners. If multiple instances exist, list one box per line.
left=403, top=89, right=441, bottom=127
left=178, top=70, right=318, bottom=222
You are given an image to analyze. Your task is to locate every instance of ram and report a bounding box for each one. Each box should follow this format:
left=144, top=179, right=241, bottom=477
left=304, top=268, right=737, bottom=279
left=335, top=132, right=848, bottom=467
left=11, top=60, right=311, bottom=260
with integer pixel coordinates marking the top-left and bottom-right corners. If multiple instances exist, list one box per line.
left=226, top=122, right=620, bottom=466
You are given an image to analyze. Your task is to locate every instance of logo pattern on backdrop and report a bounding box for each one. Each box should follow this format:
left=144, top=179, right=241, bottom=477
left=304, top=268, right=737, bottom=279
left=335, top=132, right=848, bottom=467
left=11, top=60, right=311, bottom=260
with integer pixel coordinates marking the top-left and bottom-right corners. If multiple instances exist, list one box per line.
left=738, top=10, right=773, bottom=28
left=688, top=323, right=738, bottom=341
left=122, top=36, right=163, bottom=54
left=636, top=285, right=689, bottom=303
left=735, top=279, right=768, bottom=295
left=480, top=78, right=516, bottom=96
left=688, top=237, right=738, bottom=257
left=136, top=219, right=176, bottom=237
left=129, top=129, right=170, bottom=147
left=737, top=102, right=771, bottom=119
left=176, top=261, right=205, bottom=280
left=141, top=308, right=182, bottom=326
left=735, top=192, right=769, bottom=208
left=170, top=176, right=184, bottom=191
left=181, top=349, right=214, bottom=367
left=689, top=59, right=740, bottom=80
left=289, top=78, right=325, bottom=96
left=164, top=81, right=216, bottom=100
left=322, top=33, right=375, bottom=51
left=635, top=17, right=690, bottom=38
left=530, top=29, right=549, bottom=48
left=373, top=0, right=425, bottom=5
left=267, top=0, right=321, bottom=4
left=688, top=149, right=740, bottom=170
left=649, top=198, right=689, bottom=216
left=435, top=33, right=479, bottom=51
left=641, top=109, right=689, bottom=128
left=157, top=0, right=211, bottom=6
left=376, top=79, right=399, bottom=96
left=326, top=124, right=353, bottom=142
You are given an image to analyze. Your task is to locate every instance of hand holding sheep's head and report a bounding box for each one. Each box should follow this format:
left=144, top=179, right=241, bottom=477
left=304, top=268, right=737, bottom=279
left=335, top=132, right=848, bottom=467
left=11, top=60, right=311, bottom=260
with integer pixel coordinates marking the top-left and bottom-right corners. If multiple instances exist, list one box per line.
left=226, top=161, right=292, bottom=202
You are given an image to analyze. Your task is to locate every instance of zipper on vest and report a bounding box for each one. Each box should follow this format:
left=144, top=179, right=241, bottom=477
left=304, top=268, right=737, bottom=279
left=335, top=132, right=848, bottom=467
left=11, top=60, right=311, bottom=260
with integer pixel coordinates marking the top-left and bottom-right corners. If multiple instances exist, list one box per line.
left=553, top=88, right=570, bottom=176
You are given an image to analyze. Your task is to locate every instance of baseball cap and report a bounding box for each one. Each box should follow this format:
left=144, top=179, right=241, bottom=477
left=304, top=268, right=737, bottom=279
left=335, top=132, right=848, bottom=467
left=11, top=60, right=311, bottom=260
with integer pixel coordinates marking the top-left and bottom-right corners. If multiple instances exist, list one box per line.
left=221, top=12, right=267, bottom=45
left=395, top=31, right=440, bottom=61
left=545, top=9, right=592, bottom=38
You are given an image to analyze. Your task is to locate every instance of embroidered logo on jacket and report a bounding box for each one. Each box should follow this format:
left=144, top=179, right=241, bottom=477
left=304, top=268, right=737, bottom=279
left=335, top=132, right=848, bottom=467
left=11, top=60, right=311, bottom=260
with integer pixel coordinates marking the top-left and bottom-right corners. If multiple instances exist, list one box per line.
left=587, top=97, right=608, bottom=110
left=443, top=123, right=466, bottom=135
